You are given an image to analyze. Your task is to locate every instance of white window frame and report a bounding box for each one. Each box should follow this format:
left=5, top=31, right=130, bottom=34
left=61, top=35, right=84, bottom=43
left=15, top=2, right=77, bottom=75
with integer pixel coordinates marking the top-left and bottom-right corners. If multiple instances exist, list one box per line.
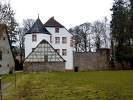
left=62, top=37, right=67, bottom=44
left=62, top=49, right=67, bottom=56
left=55, top=37, right=60, bottom=44
left=32, top=34, right=37, bottom=42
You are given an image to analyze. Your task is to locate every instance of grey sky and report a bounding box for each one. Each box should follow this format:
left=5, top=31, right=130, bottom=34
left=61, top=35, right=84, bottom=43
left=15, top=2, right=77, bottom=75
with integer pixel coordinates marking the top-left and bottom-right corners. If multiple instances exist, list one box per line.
left=8, top=0, right=113, bottom=28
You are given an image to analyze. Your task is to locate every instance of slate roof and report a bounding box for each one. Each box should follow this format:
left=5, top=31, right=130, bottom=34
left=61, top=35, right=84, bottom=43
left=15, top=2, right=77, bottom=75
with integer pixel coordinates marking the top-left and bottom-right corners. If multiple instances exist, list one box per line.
left=44, top=17, right=64, bottom=28
left=26, top=18, right=51, bottom=35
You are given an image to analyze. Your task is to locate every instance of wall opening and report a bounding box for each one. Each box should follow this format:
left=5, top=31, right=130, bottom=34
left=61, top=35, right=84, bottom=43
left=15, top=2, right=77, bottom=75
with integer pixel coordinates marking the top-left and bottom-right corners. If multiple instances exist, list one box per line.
left=0, top=50, right=2, bottom=60
left=74, top=66, right=78, bottom=72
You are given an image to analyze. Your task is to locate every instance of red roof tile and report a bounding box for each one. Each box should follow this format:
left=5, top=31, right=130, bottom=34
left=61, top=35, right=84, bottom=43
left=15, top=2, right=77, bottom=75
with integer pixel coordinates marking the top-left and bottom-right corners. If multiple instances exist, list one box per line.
left=44, top=17, right=64, bottom=28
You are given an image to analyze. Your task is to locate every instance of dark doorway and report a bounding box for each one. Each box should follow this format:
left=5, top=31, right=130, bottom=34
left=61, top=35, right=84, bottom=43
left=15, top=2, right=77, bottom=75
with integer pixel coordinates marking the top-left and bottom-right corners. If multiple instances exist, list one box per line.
left=74, top=66, right=79, bottom=72
left=130, top=60, right=133, bottom=69
left=15, top=59, right=23, bottom=71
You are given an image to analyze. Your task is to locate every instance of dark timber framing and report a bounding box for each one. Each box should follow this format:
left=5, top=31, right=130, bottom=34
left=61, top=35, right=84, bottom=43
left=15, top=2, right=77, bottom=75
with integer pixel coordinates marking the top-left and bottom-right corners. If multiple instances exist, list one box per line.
left=24, top=39, right=65, bottom=72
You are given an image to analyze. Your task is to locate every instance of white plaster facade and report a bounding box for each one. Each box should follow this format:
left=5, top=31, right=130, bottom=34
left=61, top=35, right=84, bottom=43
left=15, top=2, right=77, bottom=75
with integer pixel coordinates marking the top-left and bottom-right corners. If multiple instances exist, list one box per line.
left=25, top=27, right=73, bottom=70
left=46, top=27, right=73, bottom=70
left=25, top=33, right=50, bottom=57
left=24, top=20, right=74, bottom=70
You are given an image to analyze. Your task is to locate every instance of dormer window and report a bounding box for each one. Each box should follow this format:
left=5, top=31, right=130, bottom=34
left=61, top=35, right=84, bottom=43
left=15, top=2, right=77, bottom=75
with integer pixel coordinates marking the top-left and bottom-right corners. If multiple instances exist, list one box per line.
left=32, top=34, right=37, bottom=42
left=55, top=27, right=59, bottom=33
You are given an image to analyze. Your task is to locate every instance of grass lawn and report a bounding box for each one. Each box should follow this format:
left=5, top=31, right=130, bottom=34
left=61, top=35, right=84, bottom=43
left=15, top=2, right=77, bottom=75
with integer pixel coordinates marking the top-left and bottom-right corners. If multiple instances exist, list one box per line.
left=2, top=71, right=133, bottom=100
left=1, top=72, right=23, bottom=85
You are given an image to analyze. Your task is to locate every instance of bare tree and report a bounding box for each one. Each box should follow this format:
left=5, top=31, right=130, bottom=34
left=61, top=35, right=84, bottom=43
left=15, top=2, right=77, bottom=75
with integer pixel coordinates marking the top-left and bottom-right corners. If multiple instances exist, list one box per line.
left=18, top=27, right=25, bottom=59
left=69, top=18, right=110, bottom=52
left=69, top=26, right=82, bottom=52
left=0, top=3, right=18, bottom=46
left=79, top=23, right=92, bottom=52
left=102, top=17, right=110, bottom=48
left=17, top=19, right=34, bottom=66
left=92, top=20, right=103, bottom=49
left=23, top=19, right=35, bottom=33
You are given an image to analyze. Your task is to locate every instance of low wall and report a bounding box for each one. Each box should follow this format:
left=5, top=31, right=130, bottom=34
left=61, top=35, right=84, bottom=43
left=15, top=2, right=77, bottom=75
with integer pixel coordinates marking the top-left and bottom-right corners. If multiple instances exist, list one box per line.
left=24, top=62, right=65, bottom=72
left=74, top=49, right=111, bottom=71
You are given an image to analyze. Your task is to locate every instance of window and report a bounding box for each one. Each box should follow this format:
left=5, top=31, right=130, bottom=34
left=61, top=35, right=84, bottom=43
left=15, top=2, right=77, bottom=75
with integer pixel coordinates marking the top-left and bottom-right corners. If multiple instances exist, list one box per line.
left=62, top=37, right=67, bottom=44
left=32, top=34, right=37, bottom=42
left=55, top=27, right=59, bottom=33
left=70, top=37, right=74, bottom=47
left=62, top=49, right=67, bottom=56
left=44, top=55, right=48, bottom=62
left=55, top=37, right=60, bottom=44
left=0, top=51, right=2, bottom=60
left=55, top=49, right=60, bottom=54
left=50, top=36, right=52, bottom=43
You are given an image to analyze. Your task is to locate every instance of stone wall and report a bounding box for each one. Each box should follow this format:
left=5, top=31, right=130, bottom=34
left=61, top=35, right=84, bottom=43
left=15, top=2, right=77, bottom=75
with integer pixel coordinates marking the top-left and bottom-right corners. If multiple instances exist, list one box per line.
left=73, top=49, right=111, bottom=71
left=24, top=62, right=65, bottom=72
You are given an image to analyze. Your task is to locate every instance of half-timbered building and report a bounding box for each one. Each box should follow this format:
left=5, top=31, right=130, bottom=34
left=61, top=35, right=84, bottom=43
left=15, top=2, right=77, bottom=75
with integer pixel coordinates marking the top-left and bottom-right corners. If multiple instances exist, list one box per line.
left=24, top=17, right=73, bottom=71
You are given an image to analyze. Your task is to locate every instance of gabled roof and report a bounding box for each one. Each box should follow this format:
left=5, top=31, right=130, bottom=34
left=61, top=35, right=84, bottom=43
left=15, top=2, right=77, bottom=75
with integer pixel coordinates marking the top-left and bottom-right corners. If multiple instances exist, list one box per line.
left=26, top=18, right=51, bottom=35
left=24, top=39, right=65, bottom=63
left=0, top=24, right=15, bottom=63
left=44, top=17, right=64, bottom=28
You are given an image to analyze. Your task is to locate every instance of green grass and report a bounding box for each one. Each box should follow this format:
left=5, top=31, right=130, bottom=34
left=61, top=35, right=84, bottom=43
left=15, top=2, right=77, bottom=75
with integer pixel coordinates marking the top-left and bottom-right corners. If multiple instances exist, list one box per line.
left=3, top=71, right=133, bottom=100
left=1, top=72, right=23, bottom=85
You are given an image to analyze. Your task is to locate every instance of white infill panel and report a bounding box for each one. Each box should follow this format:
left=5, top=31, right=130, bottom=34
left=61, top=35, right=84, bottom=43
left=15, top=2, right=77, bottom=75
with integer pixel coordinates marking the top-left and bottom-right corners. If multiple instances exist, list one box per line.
left=25, top=40, right=65, bottom=63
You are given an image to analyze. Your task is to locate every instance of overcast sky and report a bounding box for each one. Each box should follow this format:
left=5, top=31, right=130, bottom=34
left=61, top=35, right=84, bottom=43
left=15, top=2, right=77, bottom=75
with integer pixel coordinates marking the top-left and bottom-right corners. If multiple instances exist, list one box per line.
left=4, top=0, right=113, bottom=28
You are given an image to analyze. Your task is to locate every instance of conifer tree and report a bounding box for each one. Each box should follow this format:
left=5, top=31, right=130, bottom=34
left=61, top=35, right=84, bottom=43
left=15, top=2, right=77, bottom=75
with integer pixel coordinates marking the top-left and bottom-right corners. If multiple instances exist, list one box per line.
left=111, top=0, right=133, bottom=68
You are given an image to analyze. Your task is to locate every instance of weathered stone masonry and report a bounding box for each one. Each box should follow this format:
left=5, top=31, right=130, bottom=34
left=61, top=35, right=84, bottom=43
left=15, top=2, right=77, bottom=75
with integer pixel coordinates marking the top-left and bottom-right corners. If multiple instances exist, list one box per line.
left=73, top=49, right=111, bottom=71
left=24, top=62, right=65, bottom=72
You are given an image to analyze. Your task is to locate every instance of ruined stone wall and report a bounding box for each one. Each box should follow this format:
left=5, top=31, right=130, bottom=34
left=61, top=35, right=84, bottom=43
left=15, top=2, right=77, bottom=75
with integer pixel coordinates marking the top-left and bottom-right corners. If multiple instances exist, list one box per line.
left=24, top=62, right=65, bottom=72
left=73, top=49, right=111, bottom=71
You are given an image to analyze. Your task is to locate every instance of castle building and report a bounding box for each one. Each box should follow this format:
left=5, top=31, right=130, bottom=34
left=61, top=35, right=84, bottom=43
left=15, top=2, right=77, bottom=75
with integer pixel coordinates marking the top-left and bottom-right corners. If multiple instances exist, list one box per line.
left=0, top=24, right=15, bottom=74
left=24, top=17, right=73, bottom=71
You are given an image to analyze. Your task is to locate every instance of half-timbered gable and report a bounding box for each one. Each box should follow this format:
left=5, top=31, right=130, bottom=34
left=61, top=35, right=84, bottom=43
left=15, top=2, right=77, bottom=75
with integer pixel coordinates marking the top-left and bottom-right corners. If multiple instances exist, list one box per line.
left=24, top=40, right=65, bottom=71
